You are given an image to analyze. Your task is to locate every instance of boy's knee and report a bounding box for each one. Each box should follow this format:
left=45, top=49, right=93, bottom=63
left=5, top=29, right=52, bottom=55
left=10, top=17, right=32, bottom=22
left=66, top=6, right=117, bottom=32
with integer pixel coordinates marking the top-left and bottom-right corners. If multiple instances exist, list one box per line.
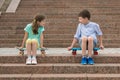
left=88, top=37, right=93, bottom=41
left=81, top=36, right=87, bottom=41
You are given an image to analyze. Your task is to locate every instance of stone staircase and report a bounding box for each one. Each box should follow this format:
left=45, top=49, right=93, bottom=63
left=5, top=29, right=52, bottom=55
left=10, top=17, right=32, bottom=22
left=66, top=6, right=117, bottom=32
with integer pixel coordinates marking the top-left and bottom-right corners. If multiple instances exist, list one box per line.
left=0, top=53, right=120, bottom=79
left=0, top=0, right=120, bottom=48
left=0, top=0, right=120, bottom=79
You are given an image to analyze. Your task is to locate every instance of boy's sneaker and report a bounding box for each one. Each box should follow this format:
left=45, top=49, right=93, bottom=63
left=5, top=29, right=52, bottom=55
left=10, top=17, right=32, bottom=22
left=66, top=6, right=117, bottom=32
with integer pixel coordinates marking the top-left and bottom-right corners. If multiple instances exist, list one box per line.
left=26, top=58, right=32, bottom=65
left=87, top=57, right=94, bottom=65
left=81, top=56, right=87, bottom=65
left=31, top=57, right=37, bottom=65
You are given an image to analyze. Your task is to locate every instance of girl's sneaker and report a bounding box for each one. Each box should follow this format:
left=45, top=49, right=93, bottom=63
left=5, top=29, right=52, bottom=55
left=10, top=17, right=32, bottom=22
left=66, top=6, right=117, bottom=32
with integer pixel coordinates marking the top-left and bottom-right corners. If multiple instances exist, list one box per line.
left=26, top=57, right=32, bottom=65
left=87, top=57, right=94, bottom=65
left=31, top=57, right=37, bottom=65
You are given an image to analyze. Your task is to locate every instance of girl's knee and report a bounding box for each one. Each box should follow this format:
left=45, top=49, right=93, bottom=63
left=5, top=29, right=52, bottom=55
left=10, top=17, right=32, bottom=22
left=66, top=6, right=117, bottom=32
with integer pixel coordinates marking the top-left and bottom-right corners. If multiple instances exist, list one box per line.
left=31, top=39, right=39, bottom=47
left=26, top=39, right=32, bottom=44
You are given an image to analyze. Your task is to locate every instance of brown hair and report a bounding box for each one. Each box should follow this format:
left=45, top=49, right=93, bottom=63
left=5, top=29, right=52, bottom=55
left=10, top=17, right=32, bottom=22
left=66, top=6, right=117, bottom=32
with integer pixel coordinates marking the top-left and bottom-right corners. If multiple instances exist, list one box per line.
left=78, top=9, right=91, bottom=20
left=32, top=14, right=45, bottom=34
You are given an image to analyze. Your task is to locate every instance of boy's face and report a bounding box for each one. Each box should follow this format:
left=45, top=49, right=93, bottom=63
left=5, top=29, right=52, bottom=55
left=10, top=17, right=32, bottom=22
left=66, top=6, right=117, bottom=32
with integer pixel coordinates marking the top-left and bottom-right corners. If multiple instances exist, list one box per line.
left=79, top=17, right=89, bottom=24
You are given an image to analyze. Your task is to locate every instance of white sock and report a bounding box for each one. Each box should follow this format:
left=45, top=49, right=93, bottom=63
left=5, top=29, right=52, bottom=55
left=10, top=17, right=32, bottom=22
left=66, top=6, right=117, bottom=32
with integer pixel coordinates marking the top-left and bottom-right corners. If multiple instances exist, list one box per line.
left=32, top=56, right=36, bottom=59
left=27, top=55, right=31, bottom=59
left=87, top=56, right=92, bottom=58
left=82, top=56, right=86, bottom=58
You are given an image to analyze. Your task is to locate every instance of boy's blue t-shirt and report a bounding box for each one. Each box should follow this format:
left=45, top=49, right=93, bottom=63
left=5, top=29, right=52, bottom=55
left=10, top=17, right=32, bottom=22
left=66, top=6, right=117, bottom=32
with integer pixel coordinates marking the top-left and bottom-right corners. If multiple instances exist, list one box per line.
left=74, top=22, right=103, bottom=43
left=24, top=23, right=45, bottom=44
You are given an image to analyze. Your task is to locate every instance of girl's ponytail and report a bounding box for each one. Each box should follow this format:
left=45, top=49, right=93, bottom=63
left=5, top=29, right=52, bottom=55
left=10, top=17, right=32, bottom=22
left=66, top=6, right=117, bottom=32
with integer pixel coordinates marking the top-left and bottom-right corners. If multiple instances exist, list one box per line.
left=32, top=14, right=45, bottom=34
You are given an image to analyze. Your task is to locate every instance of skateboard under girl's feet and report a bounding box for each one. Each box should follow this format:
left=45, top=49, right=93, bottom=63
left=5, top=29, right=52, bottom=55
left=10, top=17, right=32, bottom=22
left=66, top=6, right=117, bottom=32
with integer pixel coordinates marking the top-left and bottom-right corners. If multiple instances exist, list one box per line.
left=71, top=47, right=100, bottom=55
left=15, top=47, right=47, bottom=57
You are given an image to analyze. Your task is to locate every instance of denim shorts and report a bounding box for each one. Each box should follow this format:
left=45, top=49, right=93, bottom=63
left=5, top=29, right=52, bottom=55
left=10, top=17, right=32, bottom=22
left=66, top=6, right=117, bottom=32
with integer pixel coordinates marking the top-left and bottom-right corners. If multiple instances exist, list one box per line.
left=79, top=38, right=97, bottom=49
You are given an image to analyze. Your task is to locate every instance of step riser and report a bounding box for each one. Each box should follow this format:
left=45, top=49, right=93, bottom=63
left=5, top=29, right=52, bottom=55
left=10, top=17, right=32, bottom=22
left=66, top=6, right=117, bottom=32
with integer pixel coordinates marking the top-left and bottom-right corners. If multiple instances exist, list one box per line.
left=0, top=77, right=86, bottom=80
left=0, top=56, right=120, bottom=63
left=0, top=44, right=120, bottom=48
left=0, top=65, right=119, bottom=74
left=0, top=77, right=120, bottom=80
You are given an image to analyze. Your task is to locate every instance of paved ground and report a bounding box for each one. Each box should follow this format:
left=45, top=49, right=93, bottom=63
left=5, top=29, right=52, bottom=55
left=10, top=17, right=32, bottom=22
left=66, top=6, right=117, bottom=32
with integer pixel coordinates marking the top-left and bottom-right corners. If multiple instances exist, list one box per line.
left=0, top=48, right=120, bottom=56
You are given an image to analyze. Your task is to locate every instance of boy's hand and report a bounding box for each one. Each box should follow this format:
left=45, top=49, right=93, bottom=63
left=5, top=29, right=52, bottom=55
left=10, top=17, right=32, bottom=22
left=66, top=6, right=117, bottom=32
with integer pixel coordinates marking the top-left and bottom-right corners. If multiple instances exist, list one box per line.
left=67, top=46, right=73, bottom=51
left=99, top=45, right=104, bottom=50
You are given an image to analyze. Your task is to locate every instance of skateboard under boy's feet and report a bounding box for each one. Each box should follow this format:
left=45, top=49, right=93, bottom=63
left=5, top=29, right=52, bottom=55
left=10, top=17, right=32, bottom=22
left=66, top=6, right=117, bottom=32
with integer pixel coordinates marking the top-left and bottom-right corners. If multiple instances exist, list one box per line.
left=16, top=47, right=47, bottom=56
left=71, top=47, right=100, bottom=55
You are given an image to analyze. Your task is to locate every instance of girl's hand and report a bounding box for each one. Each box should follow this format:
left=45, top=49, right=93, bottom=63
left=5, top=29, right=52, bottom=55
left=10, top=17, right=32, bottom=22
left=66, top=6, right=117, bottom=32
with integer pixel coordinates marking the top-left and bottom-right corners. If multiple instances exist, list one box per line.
left=67, top=46, right=73, bottom=51
left=40, top=46, right=46, bottom=49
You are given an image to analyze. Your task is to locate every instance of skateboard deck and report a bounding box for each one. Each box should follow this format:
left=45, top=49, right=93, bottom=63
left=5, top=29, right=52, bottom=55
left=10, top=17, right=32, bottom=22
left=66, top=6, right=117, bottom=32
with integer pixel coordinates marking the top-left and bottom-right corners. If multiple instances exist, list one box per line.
left=16, top=47, right=47, bottom=56
left=71, top=47, right=100, bottom=55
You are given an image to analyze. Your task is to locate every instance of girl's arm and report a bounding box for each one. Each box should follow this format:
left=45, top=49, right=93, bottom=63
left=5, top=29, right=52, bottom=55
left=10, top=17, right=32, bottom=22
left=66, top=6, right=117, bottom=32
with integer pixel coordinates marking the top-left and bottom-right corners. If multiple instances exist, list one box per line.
left=40, top=32, right=44, bottom=48
left=21, top=32, right=28, bottom=48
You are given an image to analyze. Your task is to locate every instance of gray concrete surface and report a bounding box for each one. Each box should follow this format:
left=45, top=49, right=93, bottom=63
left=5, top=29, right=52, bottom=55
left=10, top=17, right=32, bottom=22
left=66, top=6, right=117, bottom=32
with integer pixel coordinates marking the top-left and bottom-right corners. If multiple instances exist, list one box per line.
left=0, top=48, right=120, bottom=56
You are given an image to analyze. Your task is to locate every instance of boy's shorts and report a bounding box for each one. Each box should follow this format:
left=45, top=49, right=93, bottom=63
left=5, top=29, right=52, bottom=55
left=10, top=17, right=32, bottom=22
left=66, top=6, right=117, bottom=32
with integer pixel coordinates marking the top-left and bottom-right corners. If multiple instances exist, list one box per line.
left=79, top=38, right=97, bottom=49
left=26, top=39, right=39, bottom=48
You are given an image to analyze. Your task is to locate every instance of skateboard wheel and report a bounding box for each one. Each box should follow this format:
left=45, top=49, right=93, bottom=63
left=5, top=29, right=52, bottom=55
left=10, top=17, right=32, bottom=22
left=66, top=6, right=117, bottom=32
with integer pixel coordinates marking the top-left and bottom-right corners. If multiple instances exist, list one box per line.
left=72, top=51, right=76, bottom=55
left=41, top=50, right=46, bottom=57
left=94, top=51, right=98, bottom=55
left=19, top=51, right=24, bottom=56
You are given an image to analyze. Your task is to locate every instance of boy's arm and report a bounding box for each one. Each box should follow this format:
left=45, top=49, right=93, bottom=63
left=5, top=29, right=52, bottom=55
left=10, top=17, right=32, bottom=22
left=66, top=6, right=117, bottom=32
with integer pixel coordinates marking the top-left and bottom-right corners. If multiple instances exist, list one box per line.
left=40, top=32, right=44, bottom=48
left=21, top=32, right=28, bottom=48
left=68, top=38, right=78, bottom=50
left=68, top=23, right=81, bottom=50
left=98, top=35, right=104, bottom=49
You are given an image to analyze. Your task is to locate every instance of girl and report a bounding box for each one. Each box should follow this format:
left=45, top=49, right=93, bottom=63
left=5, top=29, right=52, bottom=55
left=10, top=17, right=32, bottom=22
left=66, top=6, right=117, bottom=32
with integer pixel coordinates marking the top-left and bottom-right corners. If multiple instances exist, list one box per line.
left=20, top=14, right=46, bottom=65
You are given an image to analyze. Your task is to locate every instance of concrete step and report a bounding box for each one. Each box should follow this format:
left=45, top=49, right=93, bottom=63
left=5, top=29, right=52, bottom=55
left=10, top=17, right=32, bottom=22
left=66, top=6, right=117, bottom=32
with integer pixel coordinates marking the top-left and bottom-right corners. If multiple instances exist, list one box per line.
left=0, top=39, right=120, bottom=48
left=18, top=0, right=120, bottom=8
left=0, top=39, right=120, bottom=43
left=0, top=63, right=120, bottom=74
left=0, top=74, right=120, bottom=80
left=0, top=54, right=120, bottom=63
left=0, top=34, right=120, bottom=40
left=0, top=18, right=120, bottom=23
left=0, top=43, right=120, bottom=48
left=1, top=13, right=119, bottom=19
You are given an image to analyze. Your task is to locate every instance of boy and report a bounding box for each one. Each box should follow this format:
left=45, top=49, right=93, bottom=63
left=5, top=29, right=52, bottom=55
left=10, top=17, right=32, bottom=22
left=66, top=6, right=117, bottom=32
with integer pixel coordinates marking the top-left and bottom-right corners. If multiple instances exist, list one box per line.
left=68, top=9, right=104, bottom=65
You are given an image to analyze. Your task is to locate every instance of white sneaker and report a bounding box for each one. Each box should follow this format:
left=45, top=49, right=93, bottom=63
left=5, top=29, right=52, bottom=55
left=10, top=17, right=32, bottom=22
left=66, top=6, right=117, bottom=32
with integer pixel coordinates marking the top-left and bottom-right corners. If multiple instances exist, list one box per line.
left=26, top=58, right=32, bottom=65
left=31, top=57, right=37, bottom=65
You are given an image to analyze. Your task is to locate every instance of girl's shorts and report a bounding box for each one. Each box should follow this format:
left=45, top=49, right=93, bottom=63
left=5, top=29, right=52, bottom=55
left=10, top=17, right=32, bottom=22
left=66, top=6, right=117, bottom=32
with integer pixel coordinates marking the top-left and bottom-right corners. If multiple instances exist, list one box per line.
left=26, top=39, right=39, bottom=48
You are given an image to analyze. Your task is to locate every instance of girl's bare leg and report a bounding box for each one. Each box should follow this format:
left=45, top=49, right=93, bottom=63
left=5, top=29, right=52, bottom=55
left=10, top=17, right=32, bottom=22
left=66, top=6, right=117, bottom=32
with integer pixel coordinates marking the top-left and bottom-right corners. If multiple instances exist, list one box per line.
left=26, top=42, right=32, bottom=56
left=31, top=40, right=38, bottom=56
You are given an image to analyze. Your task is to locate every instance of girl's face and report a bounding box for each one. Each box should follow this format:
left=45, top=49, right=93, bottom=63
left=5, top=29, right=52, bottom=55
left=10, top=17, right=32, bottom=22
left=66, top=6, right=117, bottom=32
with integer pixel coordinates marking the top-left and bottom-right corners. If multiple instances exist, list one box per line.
left=37, top=19, right=46, bottom=26
left=79, top=17, right=89, bottom=24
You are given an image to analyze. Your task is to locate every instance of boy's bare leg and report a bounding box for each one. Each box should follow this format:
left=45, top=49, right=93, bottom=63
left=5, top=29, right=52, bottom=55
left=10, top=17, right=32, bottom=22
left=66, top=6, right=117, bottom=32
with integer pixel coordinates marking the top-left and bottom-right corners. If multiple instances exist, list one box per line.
left=88, top=36, right=93, bottom=57
left=81, top=36, right=87, bottom=56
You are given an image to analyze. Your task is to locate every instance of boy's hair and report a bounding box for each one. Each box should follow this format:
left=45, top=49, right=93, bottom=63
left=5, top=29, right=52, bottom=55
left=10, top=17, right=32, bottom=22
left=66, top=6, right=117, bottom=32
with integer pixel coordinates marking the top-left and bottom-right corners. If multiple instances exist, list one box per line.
left=78, top=9, right=91, bottom=20
left=32, top=14, right=45, bottom=34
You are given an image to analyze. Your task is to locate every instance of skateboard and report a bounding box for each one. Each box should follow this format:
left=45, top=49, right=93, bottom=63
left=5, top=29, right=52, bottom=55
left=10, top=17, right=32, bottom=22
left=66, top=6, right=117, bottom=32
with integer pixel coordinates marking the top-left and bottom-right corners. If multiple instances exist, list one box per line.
left=16, top=47, right=47, bottom=56
left=71, top=47, right=100, bottom=55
